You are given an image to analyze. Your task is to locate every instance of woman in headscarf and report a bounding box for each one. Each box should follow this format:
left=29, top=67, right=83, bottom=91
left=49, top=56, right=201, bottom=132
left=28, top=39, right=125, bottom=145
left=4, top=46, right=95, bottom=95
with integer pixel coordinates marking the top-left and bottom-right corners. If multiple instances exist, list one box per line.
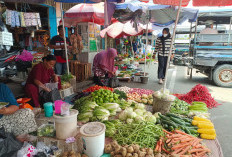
left=155, top=28, right=175, bottom=84
left=92, top=48, right=118, bottom=85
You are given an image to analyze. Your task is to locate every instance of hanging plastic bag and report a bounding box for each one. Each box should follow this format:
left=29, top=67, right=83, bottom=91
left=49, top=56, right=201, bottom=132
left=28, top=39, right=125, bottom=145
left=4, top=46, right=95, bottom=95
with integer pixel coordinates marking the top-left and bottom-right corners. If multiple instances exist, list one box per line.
left=17, top=142, right=37, bottom=157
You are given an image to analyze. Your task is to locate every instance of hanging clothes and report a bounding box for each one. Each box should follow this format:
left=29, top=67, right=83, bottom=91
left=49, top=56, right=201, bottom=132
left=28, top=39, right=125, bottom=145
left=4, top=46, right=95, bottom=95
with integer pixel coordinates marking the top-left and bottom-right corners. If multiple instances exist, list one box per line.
left=6, top=9, right=11, bottom=26
left=11, top=11, right=20, bottom=28
left=20, top=12, right=26, bottom=27
left=24, top=12, right=32, bottom=27
left=31, top=13, right=37, bottom=26
left=35, top=13, right=41, bottom=27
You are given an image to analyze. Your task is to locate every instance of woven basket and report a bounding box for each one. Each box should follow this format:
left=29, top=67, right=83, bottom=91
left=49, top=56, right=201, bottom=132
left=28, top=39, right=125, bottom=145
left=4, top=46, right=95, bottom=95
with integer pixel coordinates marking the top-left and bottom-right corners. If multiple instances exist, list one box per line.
left=153, top=97, right=174, bottom=114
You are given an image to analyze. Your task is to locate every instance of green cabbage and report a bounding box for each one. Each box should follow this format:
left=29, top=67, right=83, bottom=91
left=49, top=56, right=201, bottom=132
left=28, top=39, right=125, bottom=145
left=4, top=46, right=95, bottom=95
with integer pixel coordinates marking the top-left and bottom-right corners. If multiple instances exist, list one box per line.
left=135, top=103, right=145, bottom=109
left=134, top=109, right=145, bottom=116
left=93, top=106, right=110, bottom=119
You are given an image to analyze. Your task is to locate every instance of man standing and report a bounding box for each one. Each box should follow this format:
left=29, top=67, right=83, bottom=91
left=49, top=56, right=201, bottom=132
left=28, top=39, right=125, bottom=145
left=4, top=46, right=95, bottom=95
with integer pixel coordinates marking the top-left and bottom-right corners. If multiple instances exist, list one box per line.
left=50, top=25, right=72, bottom=75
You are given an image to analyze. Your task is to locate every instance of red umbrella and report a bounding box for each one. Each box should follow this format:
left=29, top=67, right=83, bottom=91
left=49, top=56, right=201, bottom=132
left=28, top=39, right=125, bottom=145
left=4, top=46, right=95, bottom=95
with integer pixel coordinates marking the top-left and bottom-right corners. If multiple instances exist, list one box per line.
left=152, top=0, right=232, bottom=7
left=63, top=2, right=116, bottom=26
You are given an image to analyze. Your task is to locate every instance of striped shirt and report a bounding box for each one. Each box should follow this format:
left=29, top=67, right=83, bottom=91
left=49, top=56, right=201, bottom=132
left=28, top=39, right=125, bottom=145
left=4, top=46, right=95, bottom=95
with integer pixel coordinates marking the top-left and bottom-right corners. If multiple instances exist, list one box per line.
left=155, top=38, right=175, bottom=57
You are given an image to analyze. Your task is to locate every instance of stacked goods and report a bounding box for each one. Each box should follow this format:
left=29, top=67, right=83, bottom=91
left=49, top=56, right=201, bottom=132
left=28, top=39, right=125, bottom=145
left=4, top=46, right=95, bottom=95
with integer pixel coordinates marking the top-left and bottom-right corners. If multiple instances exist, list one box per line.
left=192, top=116, right=216, bottom=140
left=157, top=113, right=199, bottom=137
left=112, top=122, right=164, bottom=149
left=105, top=141, right=156, bottom=157
left=83, top=85, right=113, bottom=92
left=118, top=104, right=156, bottom=124
left=160, top=130, right=211, bottom=156
left=170, top=99, right=190, bottom=116
left=188, top=102, right=210, bottom=119
left=61, top=73, right=74, bottom=89
left=91, top=89, right=120, bottom=104
left=127, top=93, right=153, bottom=105
left=177, top=84, right=220, bottom=109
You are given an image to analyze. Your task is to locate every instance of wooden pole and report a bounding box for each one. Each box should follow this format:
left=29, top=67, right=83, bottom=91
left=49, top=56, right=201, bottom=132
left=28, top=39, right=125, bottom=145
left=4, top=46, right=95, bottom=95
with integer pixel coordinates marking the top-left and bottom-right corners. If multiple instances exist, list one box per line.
left=163, top=0, right=182, bottom=89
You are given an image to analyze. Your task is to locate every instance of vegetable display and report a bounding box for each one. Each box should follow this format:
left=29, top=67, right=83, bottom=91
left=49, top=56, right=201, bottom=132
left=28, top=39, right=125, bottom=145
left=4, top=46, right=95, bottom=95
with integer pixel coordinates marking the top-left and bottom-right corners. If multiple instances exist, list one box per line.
left=113, top=122, right=164, bottom=149
left=91, top=89, right=119, bottom=104
left=114, top=90, right=127, bottom=99
left=105, top=141, right=157, bottom=157
left=192, top=116, right=216, bottom=140
left=188, top=102, right=210, bottom=119
left=160, top=130, right=211, bottom=156
left=170, top=99, right=189, bottom=115
left=177, top=84, right=221, bottom=109
left=83, top=85, right=113, bottom=93
left=157, top=113, right=199, bottom=137
left=37, top=124, right=55, bottom=137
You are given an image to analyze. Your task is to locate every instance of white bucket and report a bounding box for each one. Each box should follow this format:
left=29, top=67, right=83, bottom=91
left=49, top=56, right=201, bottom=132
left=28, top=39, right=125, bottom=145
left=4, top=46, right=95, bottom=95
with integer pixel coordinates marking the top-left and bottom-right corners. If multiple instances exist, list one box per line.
left=53, top=109, right=79, bottom=140
left=80, top=122, right=106, bottom=157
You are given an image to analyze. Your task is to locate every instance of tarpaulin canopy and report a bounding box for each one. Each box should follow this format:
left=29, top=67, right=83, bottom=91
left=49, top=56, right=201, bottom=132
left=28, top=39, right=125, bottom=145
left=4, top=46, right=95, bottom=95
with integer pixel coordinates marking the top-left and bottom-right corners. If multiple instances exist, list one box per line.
left=100, top=21, right=153, bottom=38
left=114, top=0, right=198, bottom=26
left=153, top=0, right=232, bottom=7
left=63, top=2, right=116, bottom=26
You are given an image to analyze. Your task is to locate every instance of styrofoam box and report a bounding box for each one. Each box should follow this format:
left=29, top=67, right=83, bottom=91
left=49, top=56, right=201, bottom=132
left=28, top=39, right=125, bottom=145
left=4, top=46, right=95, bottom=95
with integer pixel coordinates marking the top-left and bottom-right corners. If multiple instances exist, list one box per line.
left=59, top=87, right=74, bottom=99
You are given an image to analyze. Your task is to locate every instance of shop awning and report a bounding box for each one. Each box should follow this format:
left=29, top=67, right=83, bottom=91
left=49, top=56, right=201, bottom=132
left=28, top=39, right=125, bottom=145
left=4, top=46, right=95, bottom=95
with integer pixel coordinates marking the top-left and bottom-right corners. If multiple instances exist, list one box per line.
left=152, top=0, right=232, bottom=7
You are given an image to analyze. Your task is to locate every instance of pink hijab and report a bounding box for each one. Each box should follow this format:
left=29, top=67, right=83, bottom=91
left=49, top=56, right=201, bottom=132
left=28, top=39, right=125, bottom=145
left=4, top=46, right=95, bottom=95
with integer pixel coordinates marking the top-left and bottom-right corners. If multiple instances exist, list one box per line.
left=93, top=48, right=118, bottom=73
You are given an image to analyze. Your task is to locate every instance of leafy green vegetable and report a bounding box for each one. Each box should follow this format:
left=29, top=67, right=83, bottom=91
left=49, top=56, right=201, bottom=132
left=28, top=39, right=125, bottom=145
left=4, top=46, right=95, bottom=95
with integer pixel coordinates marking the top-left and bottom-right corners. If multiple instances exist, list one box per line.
left=170, top=98, right=190, bottom=115
left=61, top=73, right=74, bottom=82
left=114, top=90, right=127, bottom=99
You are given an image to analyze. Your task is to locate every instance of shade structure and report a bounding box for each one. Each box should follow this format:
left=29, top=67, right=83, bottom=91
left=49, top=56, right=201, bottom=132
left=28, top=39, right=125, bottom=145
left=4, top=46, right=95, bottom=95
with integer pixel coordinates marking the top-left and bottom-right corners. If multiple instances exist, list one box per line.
left=2, top=0, right=45, bottom=3
left=114, top=1, right=198, bottom=26
left=100, top=21, right=153, bottom=38
left=153, top=0, right=232, bottom=7
left=63, top=2, right=111, bottom=27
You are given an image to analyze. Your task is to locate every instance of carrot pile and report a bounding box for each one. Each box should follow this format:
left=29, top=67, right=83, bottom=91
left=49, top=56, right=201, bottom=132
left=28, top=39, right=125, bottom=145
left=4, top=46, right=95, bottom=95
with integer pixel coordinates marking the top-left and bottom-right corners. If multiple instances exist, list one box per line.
left=155, top=130, right=211, bottom=157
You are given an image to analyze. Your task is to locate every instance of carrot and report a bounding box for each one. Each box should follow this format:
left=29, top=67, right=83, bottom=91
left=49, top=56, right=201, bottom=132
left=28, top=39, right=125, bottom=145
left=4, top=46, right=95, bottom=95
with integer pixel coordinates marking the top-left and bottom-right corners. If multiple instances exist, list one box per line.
left=180, top=138, right=194, bottom=143
left=163, top=129, right=173, bottom=135
left=198, top=150, right=207, bottom=157
left=166, top=139, right=172, bottom=143
left=171, top=147, right=183, bottom=155
left=175, top=130, right=194, bottom=138
left=170, top=134, right=183, bottom=138
left=154, top=141, right=160, bottom=152
left=162, top=147, right=170, bottom=154
left=178, top=145, right=192, bottom=155
left=158, top=139, right=162, bottom=152
left=189, top=148, right=206, bottom=153
left=172, top=142, right=191, bottom=150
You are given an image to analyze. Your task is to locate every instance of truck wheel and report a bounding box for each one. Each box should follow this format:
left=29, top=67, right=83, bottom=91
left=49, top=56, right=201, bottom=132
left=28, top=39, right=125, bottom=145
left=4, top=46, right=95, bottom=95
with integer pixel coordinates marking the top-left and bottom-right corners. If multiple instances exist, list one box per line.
left=213, top=64, right=232, bottom=87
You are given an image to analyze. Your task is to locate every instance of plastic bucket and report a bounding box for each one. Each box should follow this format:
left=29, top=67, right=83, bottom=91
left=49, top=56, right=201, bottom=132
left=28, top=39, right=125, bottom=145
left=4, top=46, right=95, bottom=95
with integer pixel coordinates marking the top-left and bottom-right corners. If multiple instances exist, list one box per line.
left=80, top=122, right=106, bottom=157
left=53, top=109, right=79, bottom=140
left=43, top=102, right=53, bottom=117
left=140, top=76, right=149, bottom=84
left=54, top=100, right=64, bottom=114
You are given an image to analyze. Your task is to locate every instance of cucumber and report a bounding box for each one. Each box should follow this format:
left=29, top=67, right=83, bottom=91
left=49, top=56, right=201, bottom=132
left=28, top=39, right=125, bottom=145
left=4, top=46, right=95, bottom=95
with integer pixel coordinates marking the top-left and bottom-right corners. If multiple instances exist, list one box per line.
left=188, top=128, right=198, bottom=134
left=185, top=122, right=193, bottom=127
left=170, top=117, right=185, bottom=125
left=184, top=127, right=191, bottom=135
left=186, top=126, right=198, bottom=130
left=158, top=113, right=171, bottom=121
left=156, top=118, right=161, bottom=124
left=169, top=126, right=174, bottom=131
left=166, top=113, right=182, bottom=119
left=183, top=118, right=192, bottom=123
left=164, top=124, right=169, bottom=129
left=162, top=120, right=178, bottom=128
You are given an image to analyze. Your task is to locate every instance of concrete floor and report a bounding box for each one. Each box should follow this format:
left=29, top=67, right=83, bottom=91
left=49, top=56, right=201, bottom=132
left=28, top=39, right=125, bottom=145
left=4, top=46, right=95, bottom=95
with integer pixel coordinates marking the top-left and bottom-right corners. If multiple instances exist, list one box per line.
left=5, top=63, right=232, bottom=157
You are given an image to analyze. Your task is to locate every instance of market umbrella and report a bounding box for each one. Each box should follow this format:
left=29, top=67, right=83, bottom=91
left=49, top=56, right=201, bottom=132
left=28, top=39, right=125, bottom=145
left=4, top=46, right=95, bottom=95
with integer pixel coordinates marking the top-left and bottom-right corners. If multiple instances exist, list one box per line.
left=100, top=21, right=153, bottom=39
left=62, top=2, right=109, bottom=27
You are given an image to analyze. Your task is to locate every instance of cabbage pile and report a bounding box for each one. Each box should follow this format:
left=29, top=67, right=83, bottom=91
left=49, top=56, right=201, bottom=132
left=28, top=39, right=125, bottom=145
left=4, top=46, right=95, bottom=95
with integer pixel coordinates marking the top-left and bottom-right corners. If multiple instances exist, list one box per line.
left=118, top=103, right=156, bottom=124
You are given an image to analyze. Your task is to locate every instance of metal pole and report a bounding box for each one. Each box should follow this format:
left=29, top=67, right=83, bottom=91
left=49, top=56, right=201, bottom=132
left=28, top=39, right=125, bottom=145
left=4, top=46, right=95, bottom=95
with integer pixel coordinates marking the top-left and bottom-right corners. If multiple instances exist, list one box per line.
left=163, top=0, right=182, bottom=89
left=61, top=3, right=70, bottom=75
left=130, top=36, right=134, bottom=60
left=144, top=22, right=149, bottom=76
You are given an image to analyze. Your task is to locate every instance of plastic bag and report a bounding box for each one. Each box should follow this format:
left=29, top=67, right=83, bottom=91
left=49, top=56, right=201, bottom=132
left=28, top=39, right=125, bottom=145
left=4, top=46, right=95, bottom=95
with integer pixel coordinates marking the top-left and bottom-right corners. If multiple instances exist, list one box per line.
left=61, top=103, right=70, bottom=116
left=0, top=127, right=23, bottom=157
left=17, top=142, right=37, bottom=157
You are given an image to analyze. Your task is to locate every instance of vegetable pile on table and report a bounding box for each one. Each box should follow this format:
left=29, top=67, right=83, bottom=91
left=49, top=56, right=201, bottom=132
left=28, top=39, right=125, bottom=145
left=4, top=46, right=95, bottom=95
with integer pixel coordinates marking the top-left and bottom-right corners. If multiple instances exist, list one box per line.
left=61, top=73, right=74, bottom=89
left=170, top=99, right=190, bottom=116
left=177, top=84, right=221, bottom=109
left=83, top=85, right=113, bottom=92
left=160, top=130, right=211, bottom=156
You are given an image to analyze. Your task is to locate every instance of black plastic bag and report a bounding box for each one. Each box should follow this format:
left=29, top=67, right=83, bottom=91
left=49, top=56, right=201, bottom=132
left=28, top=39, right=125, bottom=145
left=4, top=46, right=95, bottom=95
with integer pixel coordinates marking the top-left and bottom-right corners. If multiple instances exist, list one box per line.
left=15, top=60, right=32, bottom=72
left=39, top=88, right=61, bottom=105
left=0, top=127, right=23, bottom=157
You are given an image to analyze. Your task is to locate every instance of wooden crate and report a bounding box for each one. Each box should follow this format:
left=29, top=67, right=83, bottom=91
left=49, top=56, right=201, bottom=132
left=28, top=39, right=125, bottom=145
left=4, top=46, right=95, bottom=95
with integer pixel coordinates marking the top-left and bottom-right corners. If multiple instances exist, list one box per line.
left=69, top=61, right=92, bottom=82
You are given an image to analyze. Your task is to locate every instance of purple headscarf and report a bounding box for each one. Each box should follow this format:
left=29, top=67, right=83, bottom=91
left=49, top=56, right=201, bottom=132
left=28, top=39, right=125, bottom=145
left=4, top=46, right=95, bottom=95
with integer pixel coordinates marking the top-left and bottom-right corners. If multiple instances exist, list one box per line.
left=93, top=48, right=117, bottom=73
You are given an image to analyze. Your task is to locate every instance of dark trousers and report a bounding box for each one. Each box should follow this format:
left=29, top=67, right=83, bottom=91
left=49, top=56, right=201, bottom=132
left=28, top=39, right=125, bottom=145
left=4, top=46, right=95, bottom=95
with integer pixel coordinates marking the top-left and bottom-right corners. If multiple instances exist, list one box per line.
left=158, top=56, right=168, bottom=79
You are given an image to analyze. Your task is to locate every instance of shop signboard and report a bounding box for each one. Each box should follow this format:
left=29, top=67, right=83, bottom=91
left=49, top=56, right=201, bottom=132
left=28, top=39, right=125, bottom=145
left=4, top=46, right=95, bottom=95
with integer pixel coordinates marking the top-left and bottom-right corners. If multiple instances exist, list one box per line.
left=0, top=32, right=13, bottom=46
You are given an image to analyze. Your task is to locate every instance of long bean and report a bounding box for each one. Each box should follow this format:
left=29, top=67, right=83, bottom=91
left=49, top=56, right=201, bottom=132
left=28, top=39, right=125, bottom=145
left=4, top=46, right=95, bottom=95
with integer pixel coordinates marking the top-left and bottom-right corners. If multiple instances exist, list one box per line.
left=113, top=122, right=164, bottom=148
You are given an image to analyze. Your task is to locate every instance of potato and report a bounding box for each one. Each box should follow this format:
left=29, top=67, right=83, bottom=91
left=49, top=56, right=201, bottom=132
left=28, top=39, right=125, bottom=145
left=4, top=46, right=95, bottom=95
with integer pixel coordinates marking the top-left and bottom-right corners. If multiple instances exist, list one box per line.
left=133, top=145, right=140, bottom=153
left=138, top=151, right=146, bottom=157
left=170, top=155, right=180, bottom=157
left=141, top=148, right=146, bottom=152
left=127, top=146, right=134, bottom=153
left=121, top=147, right=127, bottom=157
left=146, top=148, right=153, bottom=155
left=105, top=144, right=113, bottom=154
left=70, top=155, right=77, bottom=157
left=69, top=150, right=76, bottom=155
left=114, top=155, right=123, bottom=157
left=126, top=153, right=133, bottom=157
left=145, top=155, right=153, bottom=157
left=111, top=152, right=115, bottom=157
left=115, top=145, right=122, bottom=154
left=77, top=153, right=81, bottom=157
left=133, top=153, right=138, bottom=157
left=112, top=141, right=119, bottom=149
left=154, top=153, right=162, bottom=157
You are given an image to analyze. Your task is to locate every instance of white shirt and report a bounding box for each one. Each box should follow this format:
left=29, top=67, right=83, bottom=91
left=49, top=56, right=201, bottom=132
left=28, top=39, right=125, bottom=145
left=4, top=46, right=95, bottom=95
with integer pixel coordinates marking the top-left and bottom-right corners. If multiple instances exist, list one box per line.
left=200, top=28, right=218, bottom=34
